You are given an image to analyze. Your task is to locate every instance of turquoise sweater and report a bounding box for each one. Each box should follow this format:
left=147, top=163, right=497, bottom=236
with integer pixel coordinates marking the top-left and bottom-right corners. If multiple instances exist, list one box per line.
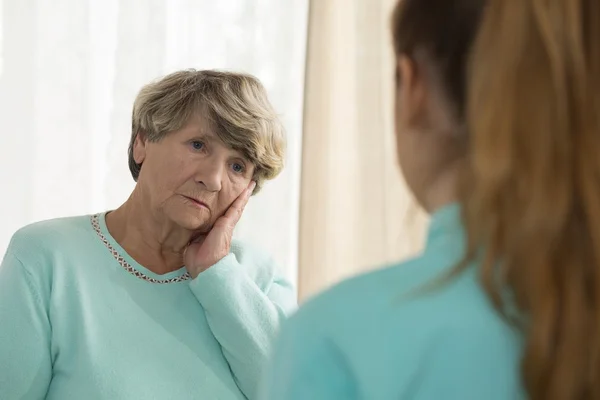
left=0, top=213, right=296, bottom=400
left=263, top=204, right=525, bottom=400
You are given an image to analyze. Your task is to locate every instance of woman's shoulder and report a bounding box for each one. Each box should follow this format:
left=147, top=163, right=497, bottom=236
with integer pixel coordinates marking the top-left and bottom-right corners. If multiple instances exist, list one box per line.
left=291, top=224, right=471, bottom=334
left=283, top=246, right=481, bottom=353
left=282, top=251, right=520, bottom=388
left=6, top=214, right=95, bottom=269
left=289, top=256, right=432, bottom=332
left=10, top=214, right=93, bottom=246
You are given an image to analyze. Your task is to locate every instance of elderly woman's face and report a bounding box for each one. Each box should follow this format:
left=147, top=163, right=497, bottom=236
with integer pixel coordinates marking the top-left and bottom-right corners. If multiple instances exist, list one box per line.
left=132, top=115, right=255, bottom=233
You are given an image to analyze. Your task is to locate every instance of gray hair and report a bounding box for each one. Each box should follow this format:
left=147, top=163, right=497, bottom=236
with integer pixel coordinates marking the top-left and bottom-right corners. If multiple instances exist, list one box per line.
left=128, top=69, right=286, bottom=192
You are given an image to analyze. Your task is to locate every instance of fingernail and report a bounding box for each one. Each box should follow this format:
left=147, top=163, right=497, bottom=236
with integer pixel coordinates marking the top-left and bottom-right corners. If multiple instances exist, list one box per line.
left=249, top=181, right=257, bottom=192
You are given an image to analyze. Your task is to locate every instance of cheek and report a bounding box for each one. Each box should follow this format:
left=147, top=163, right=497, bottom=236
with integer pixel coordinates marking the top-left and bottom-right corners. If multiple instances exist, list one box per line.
left=154, top=153, right=195, bottom=194
left=396, top=138, right=418, bottom=199
left=394, top=113, right=420, bottom=190
left=394, top=91, right=422, bottom=172
left=395, top=132, right=412, bottom=176
left=394, top=101, right=409, bottom=162
left=216, top=179, right=246, bottom=210
left=394, top=92, right=405, bottom=144
left=394, top=92, right=410, bottom=135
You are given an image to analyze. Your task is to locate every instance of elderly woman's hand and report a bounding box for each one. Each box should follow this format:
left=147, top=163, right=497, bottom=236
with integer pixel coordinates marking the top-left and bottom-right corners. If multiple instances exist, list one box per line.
left=183, top=181, right=256, bottom=279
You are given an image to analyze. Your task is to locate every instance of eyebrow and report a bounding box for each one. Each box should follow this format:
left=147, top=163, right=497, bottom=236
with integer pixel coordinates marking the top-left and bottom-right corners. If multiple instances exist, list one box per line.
left=193, top=131, right=216, bottom=142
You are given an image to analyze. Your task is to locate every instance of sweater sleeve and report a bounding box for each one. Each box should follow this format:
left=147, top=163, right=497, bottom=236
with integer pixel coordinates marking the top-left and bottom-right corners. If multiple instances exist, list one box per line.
left=0, top=251, right=52, bottom=399
left=188, top=252, right=296, bottom=400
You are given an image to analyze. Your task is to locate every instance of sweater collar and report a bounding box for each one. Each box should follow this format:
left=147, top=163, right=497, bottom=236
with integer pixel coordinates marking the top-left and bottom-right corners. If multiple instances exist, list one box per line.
left=426, top=202, right=462, bottom=247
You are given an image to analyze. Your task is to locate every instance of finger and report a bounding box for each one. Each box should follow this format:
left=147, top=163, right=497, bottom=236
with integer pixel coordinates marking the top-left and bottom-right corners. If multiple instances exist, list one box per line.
left=191, top=233, right=207, bottom=245
left=188, top=230, right=207, bottom=244
left=184, top=233, right=206, bottom=257
left=223, top=194, right=248, bottom=223
left=224, top=181, right=255, bottom=223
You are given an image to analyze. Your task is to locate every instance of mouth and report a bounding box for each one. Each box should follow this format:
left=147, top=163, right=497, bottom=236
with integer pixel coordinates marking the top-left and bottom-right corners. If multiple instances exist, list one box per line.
left=181, top=195, right=209, bottom=210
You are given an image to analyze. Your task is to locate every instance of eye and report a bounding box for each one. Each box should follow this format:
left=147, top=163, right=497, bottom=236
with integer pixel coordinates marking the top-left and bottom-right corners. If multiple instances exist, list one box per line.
left=231, top=162, right=245, bottom=174
left=190, top=140, right=205, bottom=151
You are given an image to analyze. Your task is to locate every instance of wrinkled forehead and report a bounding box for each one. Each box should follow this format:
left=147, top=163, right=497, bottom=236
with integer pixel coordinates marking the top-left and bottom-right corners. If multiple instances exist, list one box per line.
left=187, top=106, right=216, bottom=131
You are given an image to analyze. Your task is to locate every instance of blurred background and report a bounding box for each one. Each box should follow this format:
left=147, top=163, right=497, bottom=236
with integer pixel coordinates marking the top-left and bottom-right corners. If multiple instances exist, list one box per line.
left=0, top=0, right=428, bottom=301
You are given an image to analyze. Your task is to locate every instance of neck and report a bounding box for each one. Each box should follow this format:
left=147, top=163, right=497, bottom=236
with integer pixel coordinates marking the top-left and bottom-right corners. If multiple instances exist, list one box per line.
left=422, top=162, right=460, bottom=214
left=106, top=188, right=192, bottom=275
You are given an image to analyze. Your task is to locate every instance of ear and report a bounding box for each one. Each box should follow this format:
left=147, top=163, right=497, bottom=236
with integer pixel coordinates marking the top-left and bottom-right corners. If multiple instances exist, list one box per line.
left=132, top=131, right=148, bottom=165
left=397, top=55, right=427, bottom=127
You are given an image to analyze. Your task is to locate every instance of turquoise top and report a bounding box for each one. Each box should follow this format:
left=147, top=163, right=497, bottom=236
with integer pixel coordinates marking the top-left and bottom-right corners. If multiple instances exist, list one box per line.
left=0, top=213, right=296, bottom=400
left=263, top=204, right=524, bottom=400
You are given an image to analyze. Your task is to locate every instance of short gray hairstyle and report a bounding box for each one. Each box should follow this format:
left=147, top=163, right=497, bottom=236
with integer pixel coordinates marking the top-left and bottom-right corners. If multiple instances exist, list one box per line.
left=128, top=69, right=286, bottom=192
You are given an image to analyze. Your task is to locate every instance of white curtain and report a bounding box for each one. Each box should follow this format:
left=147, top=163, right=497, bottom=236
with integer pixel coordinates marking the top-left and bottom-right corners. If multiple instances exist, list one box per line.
left=298, top=0, right=429, bottom=299
left=0, top=0, right=308, bottom=286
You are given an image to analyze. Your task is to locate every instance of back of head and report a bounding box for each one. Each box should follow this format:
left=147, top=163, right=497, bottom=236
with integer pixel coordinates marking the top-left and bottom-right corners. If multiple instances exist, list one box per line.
left=392, top=0, right=485, bottom=124
left=393, top=0, right=600, bottom=398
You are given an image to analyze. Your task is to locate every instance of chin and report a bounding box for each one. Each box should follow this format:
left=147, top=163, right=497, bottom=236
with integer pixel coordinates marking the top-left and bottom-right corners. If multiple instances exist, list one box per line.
left=170, top=211, right=212, bottom=231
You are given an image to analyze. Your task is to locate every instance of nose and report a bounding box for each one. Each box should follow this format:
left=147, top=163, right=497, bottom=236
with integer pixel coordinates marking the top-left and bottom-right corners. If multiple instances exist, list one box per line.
left=195, top=161, right=223, bottom=192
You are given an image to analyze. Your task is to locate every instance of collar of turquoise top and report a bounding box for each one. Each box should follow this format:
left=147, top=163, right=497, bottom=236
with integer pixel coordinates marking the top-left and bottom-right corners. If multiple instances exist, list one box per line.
left=426, top=203, right=524, bottom=323
left=425, top=202, right=462, bottom=247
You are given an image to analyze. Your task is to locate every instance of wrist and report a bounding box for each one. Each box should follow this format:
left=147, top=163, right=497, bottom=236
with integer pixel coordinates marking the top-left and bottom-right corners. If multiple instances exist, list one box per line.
left=188, top=253, right=229, bottom=278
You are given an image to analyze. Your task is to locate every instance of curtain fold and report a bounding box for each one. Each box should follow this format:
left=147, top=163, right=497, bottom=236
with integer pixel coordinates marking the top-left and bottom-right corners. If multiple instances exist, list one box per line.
left=298, top=0, right=428, bottom=300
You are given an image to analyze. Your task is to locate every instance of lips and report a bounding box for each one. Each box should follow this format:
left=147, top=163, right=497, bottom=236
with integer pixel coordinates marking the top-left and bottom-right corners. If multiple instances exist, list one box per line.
left=182, top=195, right=209, bottom=209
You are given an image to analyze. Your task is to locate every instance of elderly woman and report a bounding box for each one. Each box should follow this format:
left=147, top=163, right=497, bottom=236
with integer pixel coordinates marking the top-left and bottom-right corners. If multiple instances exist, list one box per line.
left=0, top=70, right=296, bottom=400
